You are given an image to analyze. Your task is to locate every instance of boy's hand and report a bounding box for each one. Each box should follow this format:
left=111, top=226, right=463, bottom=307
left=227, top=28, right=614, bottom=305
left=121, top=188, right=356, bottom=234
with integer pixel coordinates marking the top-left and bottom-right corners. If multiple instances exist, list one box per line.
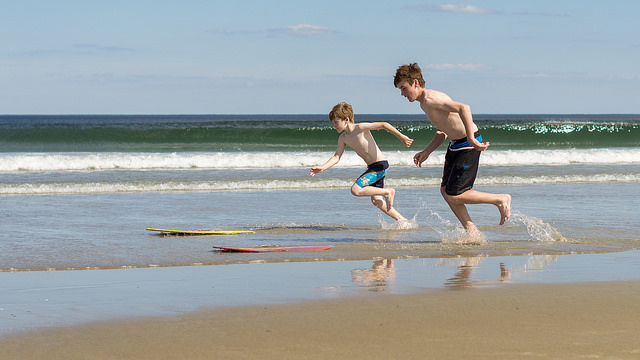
left=471, top=139, right=490, bottom=151
left=309, top=167, right=323, bottom=176
left=402, top=136, right=414, bottom=147
left=413, top=150, right=429, bottom=168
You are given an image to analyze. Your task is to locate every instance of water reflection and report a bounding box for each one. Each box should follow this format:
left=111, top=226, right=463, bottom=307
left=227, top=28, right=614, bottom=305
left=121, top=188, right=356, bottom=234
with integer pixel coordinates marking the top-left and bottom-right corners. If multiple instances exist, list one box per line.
left=349, top=254, right=559, bottom=292
left=443, top=258, right=512, bottom=289
left=351, top=259, right=396, bottom=292
left=443, top=257, right=486, bottom=288
left=499, top=262, right=511, bottom=282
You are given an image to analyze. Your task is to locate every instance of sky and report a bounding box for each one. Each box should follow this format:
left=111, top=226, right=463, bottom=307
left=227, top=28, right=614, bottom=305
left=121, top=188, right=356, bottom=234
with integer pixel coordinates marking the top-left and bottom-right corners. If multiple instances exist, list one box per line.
left=1, top=0, right=639, bottom=114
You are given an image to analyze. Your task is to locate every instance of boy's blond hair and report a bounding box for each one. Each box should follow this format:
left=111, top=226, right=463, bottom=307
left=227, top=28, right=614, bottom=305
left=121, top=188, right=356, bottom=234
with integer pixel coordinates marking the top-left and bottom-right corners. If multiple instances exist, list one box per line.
left=394, top=63, right=426, bottom=88
left=329, top=102, right=354, bottom=123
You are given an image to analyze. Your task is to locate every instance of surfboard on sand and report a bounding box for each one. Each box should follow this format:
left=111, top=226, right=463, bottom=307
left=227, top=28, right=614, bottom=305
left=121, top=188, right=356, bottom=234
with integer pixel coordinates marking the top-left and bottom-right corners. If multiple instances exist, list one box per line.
left=146, top=228, right=255, bottom=236
left=213, top=245, right=332, bottom=252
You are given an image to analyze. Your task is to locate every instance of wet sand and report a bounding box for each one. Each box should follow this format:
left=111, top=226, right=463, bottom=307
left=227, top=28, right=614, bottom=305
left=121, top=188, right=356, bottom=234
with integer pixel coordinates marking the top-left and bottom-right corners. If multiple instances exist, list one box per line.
left=2, top=280, right=640, bottom=360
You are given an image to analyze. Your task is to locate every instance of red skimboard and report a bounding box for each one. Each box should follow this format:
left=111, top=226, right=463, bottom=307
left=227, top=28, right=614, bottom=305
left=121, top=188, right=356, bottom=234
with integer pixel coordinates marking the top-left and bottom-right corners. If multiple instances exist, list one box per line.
left=213, top=245, right=331, bottom=253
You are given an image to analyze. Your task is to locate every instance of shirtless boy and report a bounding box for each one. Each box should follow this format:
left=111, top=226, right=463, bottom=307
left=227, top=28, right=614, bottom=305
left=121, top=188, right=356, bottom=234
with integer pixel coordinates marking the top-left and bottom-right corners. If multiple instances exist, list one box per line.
left=394, top=63, right=511, bottom=234
left=310, top=102, right=414, bottom=222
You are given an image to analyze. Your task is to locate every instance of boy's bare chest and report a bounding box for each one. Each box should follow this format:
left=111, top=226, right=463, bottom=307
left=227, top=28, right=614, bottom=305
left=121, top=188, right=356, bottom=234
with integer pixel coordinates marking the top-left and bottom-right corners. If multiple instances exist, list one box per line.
left=343, top=130, right=372, bottom=149
left=420, top=104, right=445, bottom=125
left=421, top=104, right=466, bottom=137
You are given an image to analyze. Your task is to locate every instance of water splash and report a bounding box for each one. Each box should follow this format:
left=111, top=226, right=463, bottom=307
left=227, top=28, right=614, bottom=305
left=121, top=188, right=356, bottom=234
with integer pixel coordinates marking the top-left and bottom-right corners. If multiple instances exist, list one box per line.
left=424, top=207, right=487, bottom=245
left=378, top=198, right=424, bottom=230
left=510, top=210, right=566, bottom=242
left=379, top=217, right=418, bottom=230
left=379, top=202, right=565, bottom=244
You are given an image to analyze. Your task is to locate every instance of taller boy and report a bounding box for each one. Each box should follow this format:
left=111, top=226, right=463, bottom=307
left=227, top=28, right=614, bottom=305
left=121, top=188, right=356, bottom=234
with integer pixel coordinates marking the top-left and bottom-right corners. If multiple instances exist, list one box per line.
left=394, top=63, right=511, bottom=235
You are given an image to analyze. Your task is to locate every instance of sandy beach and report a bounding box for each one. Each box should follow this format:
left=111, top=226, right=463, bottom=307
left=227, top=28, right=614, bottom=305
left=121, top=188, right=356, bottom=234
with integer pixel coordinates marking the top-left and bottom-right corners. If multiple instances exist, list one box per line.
left=2, top=280, right=640, bottom=360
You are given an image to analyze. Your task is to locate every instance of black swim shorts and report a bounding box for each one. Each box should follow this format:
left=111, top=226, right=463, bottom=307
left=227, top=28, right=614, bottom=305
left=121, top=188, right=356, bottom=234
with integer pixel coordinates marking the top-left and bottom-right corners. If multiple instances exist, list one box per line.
left=441, top=132, right=482, bottom=196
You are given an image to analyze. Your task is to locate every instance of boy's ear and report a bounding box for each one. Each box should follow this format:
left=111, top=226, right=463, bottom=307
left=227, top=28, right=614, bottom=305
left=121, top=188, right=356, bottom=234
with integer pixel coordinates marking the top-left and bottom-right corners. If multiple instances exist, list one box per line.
left=413, top=79, right=420, bottom=87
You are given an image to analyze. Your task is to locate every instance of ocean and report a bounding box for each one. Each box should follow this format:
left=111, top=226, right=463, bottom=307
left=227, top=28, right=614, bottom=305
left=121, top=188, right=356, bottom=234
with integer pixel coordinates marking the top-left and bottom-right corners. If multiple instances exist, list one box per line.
left=2, top=114, right=639, bottom=194
left=1, top=113, right=639, bottom=268
left=1, top=114, right=639, bottom=332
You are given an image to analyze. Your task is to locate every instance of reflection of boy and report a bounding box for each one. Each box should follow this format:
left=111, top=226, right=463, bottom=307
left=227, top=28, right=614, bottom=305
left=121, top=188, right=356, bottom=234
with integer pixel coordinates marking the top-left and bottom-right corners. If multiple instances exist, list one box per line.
left=351, top=259, right=396, bottom=291
left=394, top=63, right=511, bottom=235
left=310, top=102, right=413, bottom=222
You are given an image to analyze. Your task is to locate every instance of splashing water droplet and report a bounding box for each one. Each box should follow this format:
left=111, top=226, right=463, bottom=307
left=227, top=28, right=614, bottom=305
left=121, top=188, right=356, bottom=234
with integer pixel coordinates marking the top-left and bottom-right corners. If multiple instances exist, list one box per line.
left=510, top=210, right=566, bottom=242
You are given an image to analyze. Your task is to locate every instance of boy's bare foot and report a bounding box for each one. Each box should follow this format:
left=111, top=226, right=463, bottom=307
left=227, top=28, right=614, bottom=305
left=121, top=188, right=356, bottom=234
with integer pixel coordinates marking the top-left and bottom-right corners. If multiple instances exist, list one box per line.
left=498, top=194, right=512, bottom=225
left=395, top=219, right=415, bottom=230
left=454, top=224, right=485, bottom=244
left=384, top=188, right=396, bottom=212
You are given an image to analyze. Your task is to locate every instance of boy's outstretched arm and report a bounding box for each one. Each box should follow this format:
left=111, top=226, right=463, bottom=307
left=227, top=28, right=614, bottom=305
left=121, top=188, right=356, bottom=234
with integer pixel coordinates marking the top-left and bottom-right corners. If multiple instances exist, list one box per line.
left=310, top=155, right=339, bottom=176
left=360, top=122, right=414, bottom=147
left=310, top=139, right=346, bottom=176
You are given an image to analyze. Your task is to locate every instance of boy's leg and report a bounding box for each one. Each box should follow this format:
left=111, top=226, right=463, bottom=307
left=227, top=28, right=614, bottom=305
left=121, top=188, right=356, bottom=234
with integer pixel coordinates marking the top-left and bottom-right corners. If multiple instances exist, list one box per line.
left=370, top=194, right=407, bottom=221
left=441, top=186, right=476, bottom=230
left=442, top=188, right=512, bottom=225
left=442, top=146, right=511, bottom=226
left=351, top=183, right=395, bottom=212
left=352, top=161, right=407, bottom=220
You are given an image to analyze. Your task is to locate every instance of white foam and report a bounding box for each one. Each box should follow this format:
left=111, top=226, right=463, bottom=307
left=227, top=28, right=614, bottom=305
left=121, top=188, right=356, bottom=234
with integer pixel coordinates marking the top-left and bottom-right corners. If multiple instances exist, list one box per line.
left=1, top=172, right=640, bottom=196
left=1, top=148, right=639, bottom=173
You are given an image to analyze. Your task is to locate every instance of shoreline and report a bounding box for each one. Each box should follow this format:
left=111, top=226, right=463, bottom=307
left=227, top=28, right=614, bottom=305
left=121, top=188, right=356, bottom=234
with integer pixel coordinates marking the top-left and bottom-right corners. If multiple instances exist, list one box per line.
left=2, top=280, right=640, bottom=359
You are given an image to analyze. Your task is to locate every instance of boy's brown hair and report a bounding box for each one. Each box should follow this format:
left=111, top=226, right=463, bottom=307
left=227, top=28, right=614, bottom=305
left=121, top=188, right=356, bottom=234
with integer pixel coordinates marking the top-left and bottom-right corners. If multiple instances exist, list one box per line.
left=394, top=63, right=425, bottom=88
left=329, top=102, right=354, bottom=123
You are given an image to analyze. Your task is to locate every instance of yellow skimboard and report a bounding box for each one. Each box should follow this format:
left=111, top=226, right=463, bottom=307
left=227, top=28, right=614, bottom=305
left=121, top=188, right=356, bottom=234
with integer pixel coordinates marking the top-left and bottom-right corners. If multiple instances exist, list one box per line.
left=146, top=228, right=255, bottom=236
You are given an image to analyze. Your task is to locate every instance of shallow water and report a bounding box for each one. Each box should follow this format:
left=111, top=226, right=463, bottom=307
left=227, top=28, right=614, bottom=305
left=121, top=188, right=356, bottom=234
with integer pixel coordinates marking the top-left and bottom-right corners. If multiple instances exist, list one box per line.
left=3, top=249, right=640, bottom=334
left=2, top=181, right=639, bottom=272
left=1, top=182, right=638, bottom=271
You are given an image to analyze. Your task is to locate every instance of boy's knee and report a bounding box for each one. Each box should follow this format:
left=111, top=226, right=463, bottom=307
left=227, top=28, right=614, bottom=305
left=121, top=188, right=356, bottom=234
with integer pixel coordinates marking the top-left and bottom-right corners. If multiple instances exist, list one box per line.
left=351, top=184, right=363, bottom=196
left=440, top=187, right=450, bottom=200
left=441, top=187, right=461, bottom=204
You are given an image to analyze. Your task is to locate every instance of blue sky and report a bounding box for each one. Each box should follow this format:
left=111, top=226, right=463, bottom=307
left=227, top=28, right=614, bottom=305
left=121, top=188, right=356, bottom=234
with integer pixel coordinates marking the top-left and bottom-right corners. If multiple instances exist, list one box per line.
left=1, top=1, right=639, bottom=114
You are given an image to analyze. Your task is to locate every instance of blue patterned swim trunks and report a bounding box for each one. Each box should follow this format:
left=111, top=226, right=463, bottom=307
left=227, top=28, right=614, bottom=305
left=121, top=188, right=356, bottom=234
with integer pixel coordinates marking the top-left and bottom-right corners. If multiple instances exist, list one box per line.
left=355, top=160, right=389, bottom=188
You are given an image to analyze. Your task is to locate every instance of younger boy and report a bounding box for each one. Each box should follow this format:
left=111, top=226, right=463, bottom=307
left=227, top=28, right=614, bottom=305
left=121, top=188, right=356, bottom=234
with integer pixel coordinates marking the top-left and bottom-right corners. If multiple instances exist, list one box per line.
left=310, top=102, right=414, bottom=222
left=394, top=63, right=511, bottom=235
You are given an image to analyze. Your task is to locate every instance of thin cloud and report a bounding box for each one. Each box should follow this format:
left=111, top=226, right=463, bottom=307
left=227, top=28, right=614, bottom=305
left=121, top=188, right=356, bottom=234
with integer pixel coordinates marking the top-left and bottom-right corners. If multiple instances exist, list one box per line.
left=412, top=4, right=498, bottom=14
left=411, top=4, right=568, bottom=17
left=213, top=24, right=334, bottom=37
left=518, top=72, right=552, bottom=78
left=269, top=24, right=334, bottom=36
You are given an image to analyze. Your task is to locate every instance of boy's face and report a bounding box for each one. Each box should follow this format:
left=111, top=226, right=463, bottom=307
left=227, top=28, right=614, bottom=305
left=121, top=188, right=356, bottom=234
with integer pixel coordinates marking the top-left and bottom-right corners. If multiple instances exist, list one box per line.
left=331, top=118, right=349, bottom=133
left=396, top=79, right=421, bottom=102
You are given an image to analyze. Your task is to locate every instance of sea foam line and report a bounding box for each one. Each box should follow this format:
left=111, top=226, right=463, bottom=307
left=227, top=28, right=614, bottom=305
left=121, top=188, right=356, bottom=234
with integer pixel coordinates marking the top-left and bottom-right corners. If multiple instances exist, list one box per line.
left=2, top=173, right=639, bottom=195
left=1, top=148, right=639, bottom=172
